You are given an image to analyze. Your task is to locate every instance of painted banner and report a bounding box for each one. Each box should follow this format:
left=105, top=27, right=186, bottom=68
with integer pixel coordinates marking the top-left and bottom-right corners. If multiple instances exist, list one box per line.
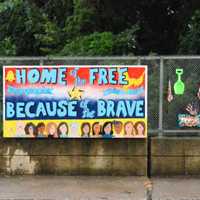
left=3, top=65, right=147, bottom=138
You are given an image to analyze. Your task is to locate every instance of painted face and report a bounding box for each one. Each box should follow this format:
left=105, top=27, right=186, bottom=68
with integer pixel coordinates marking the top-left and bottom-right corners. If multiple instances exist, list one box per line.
left=83, top=124, right=90, bottom=134
left=93, top=124, right=100, bottom=135
left=28, top=126, right=34, bottom=135
left=49, top=125, right=56, bottom=135
left=114, top=123, right=122, bottom=134
left=70, top=123, right=79, bottom=137
left=71, top=123, right=78, bottom=132
left=38, top=126, right=45, bottom=134
left=16, top=122, right=25, bottom=134
left=136, top=123, right=144, bottom=135
left=104, top=123, right=112, bottom=134
left=125, top=123, right=134, bottom=136
left=59, top=124, right=68, bottom=134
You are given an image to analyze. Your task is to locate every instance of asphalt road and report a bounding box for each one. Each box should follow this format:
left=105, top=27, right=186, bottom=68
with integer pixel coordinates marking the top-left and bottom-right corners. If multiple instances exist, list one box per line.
left=0, top=176, right=199, bottom=200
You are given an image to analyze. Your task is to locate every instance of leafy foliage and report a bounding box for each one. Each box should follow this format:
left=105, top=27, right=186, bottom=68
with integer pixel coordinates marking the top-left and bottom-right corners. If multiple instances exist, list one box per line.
left=113, top=26, right=139, bottom=55
left=179, top=10, right=200, bottom=54
left=0, top=0, right=199, bottom=56
left=0, top=37, right=16, bottom=56
left=59, top=32, right=114, bottom=56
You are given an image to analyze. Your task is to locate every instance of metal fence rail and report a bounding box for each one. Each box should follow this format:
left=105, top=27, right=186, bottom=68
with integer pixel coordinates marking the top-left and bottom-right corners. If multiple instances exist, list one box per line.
left=1, top=56, right=200, bottom=137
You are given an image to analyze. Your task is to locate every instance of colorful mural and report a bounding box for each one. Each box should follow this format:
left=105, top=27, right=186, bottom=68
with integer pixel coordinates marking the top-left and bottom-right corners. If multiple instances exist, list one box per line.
left=3, top=65, right=147, bottom=138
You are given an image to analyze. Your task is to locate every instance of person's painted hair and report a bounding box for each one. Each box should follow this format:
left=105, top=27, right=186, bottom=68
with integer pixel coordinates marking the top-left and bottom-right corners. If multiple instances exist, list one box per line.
left=102, top=121, right=113, bottom=135
left=24, top=122, right=37, bottom=137
left=92, top=122, right=101, bottom=135
left=81, top=122, right=91, bottom=136
left=57, top=122, right=69, bottom=136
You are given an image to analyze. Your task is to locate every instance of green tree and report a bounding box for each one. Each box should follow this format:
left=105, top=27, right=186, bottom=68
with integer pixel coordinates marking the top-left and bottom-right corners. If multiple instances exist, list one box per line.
left=41, top=0, right=73, bottom=28
left=59, top=32, right=113, bottom=56
left=63, top=0, right=99, bottom=40
left=113, top=25, right=139, bottom=55
left=0, top=0, right=200, bottom=56
left=59, top=27, right=139, bottom=56
left=178, top=10, right=200, bottom=54
left=0, top=37, right=16, bottom=56
left=0, top=0, right=60, bottom=55
left=34, top=21, right=61, bottom=55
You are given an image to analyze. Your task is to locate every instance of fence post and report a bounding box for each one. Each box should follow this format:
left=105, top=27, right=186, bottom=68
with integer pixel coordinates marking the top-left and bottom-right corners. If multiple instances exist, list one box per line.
left=159, top=57, right=164, bottom=137
left=137, top=56, right=141, bottom=65
left=40, top=58, right=44, bottom=66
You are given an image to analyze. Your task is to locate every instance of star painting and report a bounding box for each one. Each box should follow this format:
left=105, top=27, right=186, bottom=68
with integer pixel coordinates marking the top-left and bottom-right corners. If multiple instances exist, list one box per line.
left=68, top=87, right=84, bottom=100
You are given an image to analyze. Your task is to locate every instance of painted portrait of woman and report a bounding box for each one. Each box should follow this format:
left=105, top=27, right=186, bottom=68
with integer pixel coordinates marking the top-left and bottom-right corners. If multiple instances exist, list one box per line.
left=24, top=122, right=37, bottom=138
left=102, top=122, right=113, bottom=138
left=92, top=122, right=101, bottom=137
left=36, top=122, right=46, bottom=138
left=57, top=122, right=69, bottom=138
left=124, top=121, right=135, bottom=137
left=134, top=121, right=145, bottom=138
left=81, top=122, right=91, bottom=137
left=46, top=122, right=58, bottom=138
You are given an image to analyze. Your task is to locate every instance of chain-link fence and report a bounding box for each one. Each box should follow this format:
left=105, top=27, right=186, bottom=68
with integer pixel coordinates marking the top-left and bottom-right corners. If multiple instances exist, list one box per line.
left=1, top=56, right=200, bottom=137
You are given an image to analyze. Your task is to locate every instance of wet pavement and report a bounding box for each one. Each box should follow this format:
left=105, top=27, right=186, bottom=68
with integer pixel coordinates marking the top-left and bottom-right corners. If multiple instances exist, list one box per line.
left=0, top=176, right=199, bottom=200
